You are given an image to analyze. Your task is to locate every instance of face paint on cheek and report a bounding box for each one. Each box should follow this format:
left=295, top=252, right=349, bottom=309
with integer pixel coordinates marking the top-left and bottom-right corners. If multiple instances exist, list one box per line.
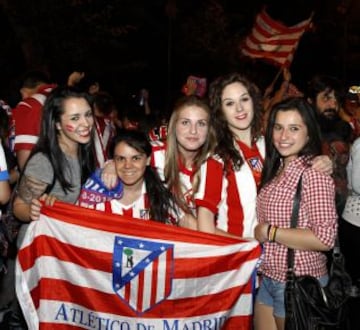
left=65, top=124, right=76, bottom=132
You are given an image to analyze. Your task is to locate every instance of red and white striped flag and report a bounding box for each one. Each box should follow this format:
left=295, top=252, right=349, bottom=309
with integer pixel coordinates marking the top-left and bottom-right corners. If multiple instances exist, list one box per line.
left=241, top=9, right=312, bottom=67
left=16, top=201, right=261, bottom=330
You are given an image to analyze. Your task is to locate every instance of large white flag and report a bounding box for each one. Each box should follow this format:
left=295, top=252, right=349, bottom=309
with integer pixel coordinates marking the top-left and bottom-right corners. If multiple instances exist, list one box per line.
left=16, top=201, right=261, bottom=330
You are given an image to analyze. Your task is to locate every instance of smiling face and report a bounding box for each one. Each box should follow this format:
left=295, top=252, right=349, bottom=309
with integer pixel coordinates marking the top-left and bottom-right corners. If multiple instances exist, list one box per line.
left=113, top=141, right=149, bottom=188
left=221, top=82, right=254, bottom=139
left=272, top=109, right=309, bottom=166
left=57, top=97, right=94, bottom=149
left=175, top=105, right=209, bottom=155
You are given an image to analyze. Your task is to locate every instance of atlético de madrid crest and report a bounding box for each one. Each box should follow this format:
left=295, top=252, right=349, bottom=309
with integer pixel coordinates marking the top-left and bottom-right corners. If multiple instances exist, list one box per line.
left=112, top=236, right=174, bottom=314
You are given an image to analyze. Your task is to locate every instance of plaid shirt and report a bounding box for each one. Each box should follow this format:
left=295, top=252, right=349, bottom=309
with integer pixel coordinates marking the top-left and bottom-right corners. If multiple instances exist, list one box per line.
left=257, top=156, right=337, bottom=282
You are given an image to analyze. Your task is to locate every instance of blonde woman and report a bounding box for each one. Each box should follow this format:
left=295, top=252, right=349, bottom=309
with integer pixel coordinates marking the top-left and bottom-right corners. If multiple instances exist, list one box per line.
left=151, top=95, right=216, bottom=215
left=103, top=95, right=216, bottom=217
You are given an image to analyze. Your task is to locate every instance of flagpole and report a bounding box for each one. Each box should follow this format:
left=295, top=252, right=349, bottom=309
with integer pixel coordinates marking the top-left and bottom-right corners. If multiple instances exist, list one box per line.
left=266, top=67, right=284, bottom=95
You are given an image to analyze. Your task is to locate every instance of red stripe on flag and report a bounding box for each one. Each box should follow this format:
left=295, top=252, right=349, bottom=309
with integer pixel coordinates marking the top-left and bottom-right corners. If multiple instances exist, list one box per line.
left=248, top=33, right=301, bottom=47
left=41, top=201, right=244, bottom=246
left=150, top=257, right=158, bottom=307
left=18, top=236, right=112, bottom=273
left=137, top=269, right=145, bottom=312
left=254, top=16, right=281, bottom=38
left=124, top=282, right=131, bottom=303
left=259, top=10, right=309, bottom=34
left=29, top=278, right=253, bottom=317
left=165, top=248, right=172, bottom=297
left=18, top=235, right=258, bottom=279
left=258, top=10, right=284, bottom=32
left=176, top=251, right=259, bottom=278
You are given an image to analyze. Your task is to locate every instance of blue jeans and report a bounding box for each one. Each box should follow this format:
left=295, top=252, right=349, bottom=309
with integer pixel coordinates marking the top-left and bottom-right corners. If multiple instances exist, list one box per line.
left=256, top=275, right=328, bottom=318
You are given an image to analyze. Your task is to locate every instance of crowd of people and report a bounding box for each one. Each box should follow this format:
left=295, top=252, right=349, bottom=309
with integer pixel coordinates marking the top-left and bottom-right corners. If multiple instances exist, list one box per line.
left=0, top=67, right=359, bottom=330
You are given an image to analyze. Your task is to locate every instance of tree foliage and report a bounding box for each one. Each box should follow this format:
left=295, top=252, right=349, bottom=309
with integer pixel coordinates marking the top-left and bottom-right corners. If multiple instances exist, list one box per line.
left=123, top=248, right=133, bottom=257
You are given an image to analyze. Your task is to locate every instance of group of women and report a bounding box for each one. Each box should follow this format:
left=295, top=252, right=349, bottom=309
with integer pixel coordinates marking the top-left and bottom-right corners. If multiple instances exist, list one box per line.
left=13, top=72, right=336, bottom=330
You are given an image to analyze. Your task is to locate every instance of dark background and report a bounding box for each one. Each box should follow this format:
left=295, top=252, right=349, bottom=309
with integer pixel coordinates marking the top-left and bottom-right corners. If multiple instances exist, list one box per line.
left=0, top=0, right=359, bottom=112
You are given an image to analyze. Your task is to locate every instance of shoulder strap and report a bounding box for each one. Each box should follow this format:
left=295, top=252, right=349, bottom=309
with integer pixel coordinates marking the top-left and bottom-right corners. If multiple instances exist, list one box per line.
left=290, top=176, right=303, bottom=229
left=287, top=175, right=303, bottom=271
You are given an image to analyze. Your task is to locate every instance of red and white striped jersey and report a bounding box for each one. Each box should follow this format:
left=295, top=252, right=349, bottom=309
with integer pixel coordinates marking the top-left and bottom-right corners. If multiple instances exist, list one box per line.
left=150, top=141, right=167, bottom=181
left=93, top=182, right=150, bottom=219
left=195, top=137, right=265, bottom=238
left=12, top=84, right=56, bottom=151
left=150, top=141, right=196, bottom=215
left=92, top=182, right=179, bottom=225
left=148, top=124, right=168, bottom=142
left=93, top=116, right=116, bottom=167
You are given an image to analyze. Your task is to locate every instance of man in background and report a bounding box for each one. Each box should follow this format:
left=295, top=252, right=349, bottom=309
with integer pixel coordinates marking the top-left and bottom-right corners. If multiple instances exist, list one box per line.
left=12, top=70, right=56, bottom=170
left=307, top=74, right=352, bottom=215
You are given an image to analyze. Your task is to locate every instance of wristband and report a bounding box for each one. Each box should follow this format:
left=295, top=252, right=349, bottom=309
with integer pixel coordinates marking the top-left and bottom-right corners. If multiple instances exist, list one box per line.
left=267, top=224, right=271, bottom=240
left=268, top=225, right=278, bottom=243
left=272, top=226, right=278, bottom=242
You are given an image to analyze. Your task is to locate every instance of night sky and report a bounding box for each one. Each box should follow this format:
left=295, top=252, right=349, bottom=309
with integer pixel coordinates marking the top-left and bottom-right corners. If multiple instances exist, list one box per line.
left=0, top=0, right=359, bottom=110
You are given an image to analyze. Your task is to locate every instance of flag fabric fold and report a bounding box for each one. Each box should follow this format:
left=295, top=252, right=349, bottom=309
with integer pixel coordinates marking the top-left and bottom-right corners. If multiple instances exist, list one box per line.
left=16, top=201, right=261, bottom=330
left=241, top=8, right=312, bottom=67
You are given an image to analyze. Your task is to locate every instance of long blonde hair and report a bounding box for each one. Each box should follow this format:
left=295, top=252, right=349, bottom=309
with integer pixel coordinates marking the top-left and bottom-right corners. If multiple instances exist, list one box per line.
left=164, top=95, right=216, bottom=213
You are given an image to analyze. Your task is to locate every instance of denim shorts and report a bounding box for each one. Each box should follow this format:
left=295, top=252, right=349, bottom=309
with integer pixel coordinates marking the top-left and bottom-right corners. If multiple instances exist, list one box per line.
left=256, top=274, right=328, bottom=318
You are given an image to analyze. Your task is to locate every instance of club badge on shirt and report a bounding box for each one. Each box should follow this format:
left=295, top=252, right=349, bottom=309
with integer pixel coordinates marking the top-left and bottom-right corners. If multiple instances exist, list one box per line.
left=248, top=157, right=263, bottom=172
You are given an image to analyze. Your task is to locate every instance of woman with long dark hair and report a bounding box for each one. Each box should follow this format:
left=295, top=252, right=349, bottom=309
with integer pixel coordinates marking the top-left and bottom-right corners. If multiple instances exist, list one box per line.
left=91, top=130, right=191, bottom=225
left=13, top=86, right=96, bottom=224
left=195, top=73, right=332, bottom=239
left=253, top=97, right=337, bottom=330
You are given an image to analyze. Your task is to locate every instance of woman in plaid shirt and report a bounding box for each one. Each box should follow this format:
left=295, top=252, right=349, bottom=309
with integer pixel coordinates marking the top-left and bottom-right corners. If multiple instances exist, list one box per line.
left=253, top=97, right=337, bottom=330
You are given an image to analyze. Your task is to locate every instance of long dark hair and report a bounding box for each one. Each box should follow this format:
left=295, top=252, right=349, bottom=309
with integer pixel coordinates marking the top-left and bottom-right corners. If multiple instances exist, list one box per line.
left=110, top=130, right=180, bottom=223
left=208, top=72, right=263, bottom=170
left=29, top=86, right=96, bottom=192
left=261, top=97, right=322, bottom=188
